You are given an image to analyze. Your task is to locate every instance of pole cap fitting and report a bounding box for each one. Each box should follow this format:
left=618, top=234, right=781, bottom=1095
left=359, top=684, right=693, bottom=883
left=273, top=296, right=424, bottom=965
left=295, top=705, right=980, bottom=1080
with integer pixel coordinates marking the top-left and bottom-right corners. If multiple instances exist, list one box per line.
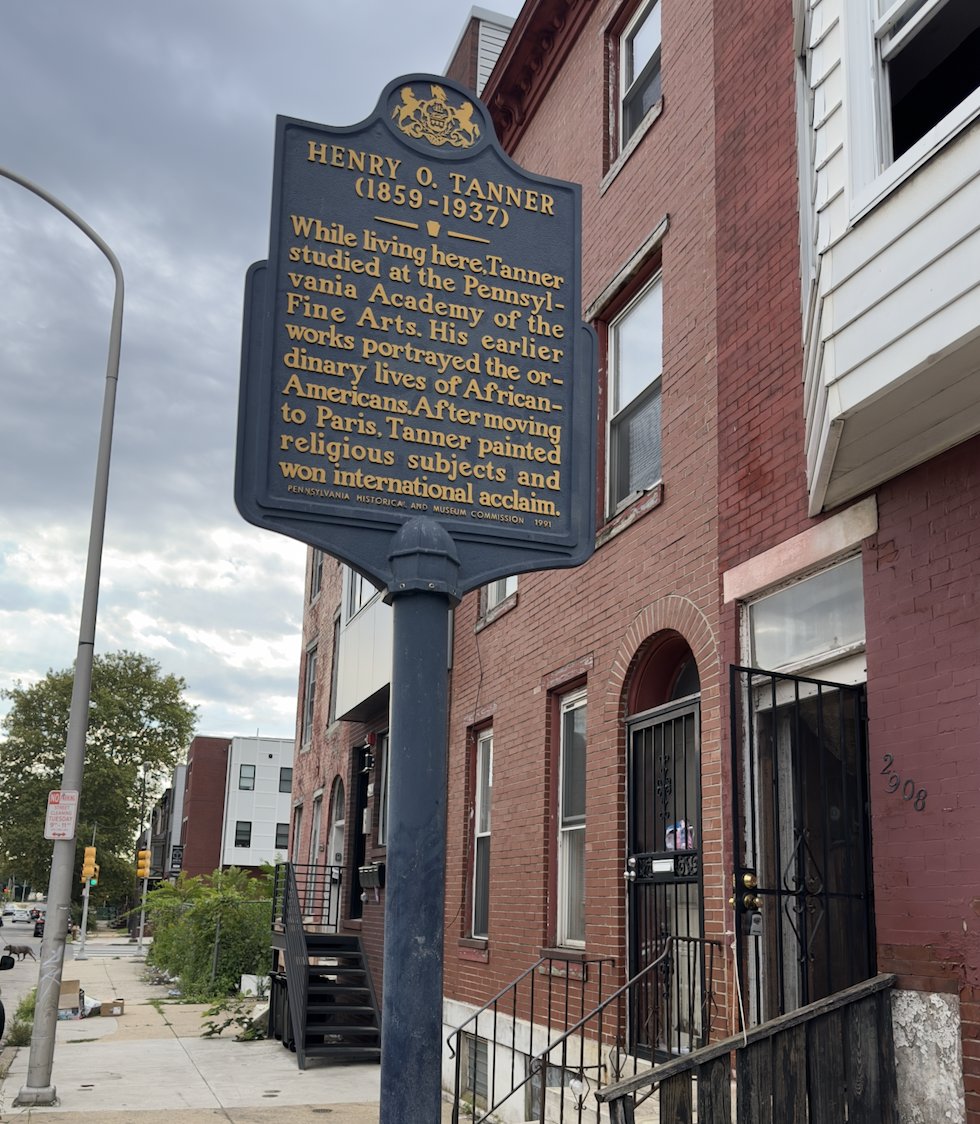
left=384, top=517, right=461, bottom=606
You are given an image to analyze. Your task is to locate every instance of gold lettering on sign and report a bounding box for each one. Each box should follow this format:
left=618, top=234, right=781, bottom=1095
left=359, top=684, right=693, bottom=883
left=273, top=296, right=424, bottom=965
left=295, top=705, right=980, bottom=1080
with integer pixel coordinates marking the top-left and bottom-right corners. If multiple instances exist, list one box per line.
left=391, top=85, right=480, bottom=149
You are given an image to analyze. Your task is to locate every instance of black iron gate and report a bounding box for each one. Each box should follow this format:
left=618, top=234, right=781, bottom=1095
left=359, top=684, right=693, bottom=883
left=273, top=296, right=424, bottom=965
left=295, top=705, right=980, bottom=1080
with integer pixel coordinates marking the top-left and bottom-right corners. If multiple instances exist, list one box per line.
left=729, top=666, right=875, bottom=1027
left=626, top=698, right=706, bottom=1057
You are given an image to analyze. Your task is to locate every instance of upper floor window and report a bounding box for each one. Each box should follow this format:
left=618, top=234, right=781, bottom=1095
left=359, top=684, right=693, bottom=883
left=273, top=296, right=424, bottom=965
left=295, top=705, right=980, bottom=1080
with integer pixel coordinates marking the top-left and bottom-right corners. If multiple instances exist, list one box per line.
left=608, top=275, right=663, bottom=513
left=279, top=767, right=293, bottom=794
left=875, top=0, right=980, bottom=161
left=275, top=822, right=290, bottom=850
left=235, top=821, right=252, bottom=848
left=238, top=763, right=255, bottom=791
left=301, top=646, right=318, bottom=747
left=621, top=0, right=662, bottom=147
left=311, top=548, right=324, bottom=600
left=346, top=567, right=378, bottom=621
left=485, top=575, right=518, bottom=613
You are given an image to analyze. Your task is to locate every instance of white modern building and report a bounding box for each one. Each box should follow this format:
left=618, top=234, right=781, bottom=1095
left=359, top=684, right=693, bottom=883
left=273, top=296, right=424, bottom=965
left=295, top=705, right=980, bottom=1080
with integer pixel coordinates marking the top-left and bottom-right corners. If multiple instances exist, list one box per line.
left=220, top=736, right=295, bottom=869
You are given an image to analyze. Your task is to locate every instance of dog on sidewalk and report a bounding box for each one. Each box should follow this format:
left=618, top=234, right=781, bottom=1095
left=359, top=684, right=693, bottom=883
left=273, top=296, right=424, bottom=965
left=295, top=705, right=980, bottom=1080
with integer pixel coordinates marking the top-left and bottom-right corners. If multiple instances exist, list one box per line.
left=4, top=944, right=37, bottom=961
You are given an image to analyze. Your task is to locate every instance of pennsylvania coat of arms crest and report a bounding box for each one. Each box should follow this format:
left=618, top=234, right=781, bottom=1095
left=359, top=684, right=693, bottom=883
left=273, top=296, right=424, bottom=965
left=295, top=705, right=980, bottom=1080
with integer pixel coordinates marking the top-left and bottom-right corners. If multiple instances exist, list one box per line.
left=391, top=84, right=480, bottom=148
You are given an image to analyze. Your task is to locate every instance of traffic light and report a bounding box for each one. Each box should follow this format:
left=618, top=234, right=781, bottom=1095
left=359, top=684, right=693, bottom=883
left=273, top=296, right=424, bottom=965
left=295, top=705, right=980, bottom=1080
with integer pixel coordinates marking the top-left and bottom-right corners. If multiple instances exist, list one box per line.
left=136, top=850, right=151, bottom=880
left=90, top=863, right=100, bottom=888
left=81, top=846, right=97, bottom=883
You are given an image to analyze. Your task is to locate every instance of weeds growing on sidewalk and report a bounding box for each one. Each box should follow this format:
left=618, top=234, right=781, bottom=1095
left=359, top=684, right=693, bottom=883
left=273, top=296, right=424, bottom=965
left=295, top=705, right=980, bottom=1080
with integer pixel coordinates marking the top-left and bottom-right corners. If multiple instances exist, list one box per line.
left=201, top=995, right=266, bottom=1041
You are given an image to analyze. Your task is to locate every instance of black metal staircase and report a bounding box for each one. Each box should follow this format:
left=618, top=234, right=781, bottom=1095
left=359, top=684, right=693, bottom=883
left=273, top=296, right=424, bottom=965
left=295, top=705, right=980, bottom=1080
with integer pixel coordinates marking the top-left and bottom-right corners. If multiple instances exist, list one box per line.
left=269, top=862, right=381, bottom=1069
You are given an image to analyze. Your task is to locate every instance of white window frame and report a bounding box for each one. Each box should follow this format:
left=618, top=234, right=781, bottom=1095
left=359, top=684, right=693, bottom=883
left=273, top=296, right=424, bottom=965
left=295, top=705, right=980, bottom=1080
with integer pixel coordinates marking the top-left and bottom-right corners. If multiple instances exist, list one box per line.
left=472, top=729, right=493, bottom=939
left=345, top=565, right=379, bottom=622
left=620, top=0, right=663, bottom=150
left=485, top=575, right=518, bottom=613
left=607, top=274, right=664, bottom=516
left=301, top=645, right=318, bottom=748
left=377, top=731, right=391, bottom=846
left=743, top=553, right=867, bottom=678
left=557, top=688, right=587, bottom=948
left=846, top=0, right=980, bottom=218
left=311, top=548, right=324, bottom=601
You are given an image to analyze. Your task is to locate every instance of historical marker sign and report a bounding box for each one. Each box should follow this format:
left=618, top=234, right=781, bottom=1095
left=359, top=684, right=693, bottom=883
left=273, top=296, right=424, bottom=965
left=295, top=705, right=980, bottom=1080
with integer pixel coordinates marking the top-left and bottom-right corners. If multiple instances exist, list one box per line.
left=236, top=74, right=597, bottom=593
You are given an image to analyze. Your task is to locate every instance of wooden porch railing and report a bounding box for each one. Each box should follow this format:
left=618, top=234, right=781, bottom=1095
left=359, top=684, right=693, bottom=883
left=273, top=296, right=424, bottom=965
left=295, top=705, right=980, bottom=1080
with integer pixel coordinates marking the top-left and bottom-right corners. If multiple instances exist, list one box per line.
left=596, top=973, right=898, bottom=1123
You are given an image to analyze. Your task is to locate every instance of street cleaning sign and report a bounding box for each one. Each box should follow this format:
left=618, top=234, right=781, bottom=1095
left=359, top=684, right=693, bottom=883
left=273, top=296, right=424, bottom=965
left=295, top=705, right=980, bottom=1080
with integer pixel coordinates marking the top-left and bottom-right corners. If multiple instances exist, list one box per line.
left=236, top=74, right=597, bottom=593
left=44, top=789, right=78, bottom=840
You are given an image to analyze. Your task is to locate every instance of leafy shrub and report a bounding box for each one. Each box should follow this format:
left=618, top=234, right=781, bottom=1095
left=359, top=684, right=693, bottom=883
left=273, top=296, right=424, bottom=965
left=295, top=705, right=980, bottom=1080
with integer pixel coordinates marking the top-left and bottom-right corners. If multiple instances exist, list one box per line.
left=15, top=988, right=36, bottom=1021
left=6, top=1018, right=32, bottom=1047
left=144, top=867, right=272, bottom=1000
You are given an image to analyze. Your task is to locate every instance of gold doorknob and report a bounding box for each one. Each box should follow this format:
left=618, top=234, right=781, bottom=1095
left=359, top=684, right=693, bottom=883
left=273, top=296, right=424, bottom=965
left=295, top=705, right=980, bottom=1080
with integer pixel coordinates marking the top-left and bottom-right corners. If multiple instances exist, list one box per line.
left=742, top=873, right=758, bottom=890
left=743, top=893, right=761, bottom=911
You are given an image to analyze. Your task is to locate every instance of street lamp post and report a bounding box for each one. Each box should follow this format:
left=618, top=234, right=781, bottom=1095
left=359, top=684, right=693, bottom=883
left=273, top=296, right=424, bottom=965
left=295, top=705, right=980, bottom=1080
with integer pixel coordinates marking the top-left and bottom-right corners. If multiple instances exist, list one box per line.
left=0, top=166, right=125, bottom=1109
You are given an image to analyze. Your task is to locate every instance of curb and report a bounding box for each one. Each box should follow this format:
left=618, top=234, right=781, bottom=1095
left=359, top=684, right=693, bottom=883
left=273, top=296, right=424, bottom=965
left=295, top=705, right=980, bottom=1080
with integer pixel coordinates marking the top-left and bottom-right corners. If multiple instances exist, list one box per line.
left=0, top=1046, right=19, bottom=1083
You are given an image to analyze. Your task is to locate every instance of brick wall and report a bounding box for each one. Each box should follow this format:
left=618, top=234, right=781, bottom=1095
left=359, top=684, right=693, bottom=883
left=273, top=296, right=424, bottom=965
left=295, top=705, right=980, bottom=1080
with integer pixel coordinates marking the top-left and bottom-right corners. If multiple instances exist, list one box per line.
left=443, top=0, right=730, bottom=1023
left=182, top=736, right=230, bottom=878
left=865, top=435, right=980, bottom=1118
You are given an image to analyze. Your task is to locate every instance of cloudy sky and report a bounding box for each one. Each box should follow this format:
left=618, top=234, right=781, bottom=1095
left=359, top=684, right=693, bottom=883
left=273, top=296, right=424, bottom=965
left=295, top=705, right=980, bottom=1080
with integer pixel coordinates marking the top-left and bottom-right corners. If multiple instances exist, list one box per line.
left=0, top=1, right=522, bottom=738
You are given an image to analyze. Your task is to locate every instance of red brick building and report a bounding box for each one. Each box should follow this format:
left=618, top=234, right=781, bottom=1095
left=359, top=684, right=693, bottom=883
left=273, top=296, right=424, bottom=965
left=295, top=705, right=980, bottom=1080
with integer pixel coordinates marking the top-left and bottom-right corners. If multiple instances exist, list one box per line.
left=287, top=0, right=980, bottom=1116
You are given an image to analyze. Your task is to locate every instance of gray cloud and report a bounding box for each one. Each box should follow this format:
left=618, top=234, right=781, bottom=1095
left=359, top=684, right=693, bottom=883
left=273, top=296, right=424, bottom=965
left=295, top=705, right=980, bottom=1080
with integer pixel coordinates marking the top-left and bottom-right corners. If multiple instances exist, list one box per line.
left=0, top=0, right=523, bottom=736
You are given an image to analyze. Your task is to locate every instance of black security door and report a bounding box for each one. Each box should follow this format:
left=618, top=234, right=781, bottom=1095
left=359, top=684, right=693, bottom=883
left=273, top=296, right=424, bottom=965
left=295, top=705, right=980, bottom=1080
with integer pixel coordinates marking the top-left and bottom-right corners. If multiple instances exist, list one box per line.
left=730, top=666, right=875, bottom=1027
left=348, top=748, right=370, bottom=920
left=626, top=698, right=705, bottom=1057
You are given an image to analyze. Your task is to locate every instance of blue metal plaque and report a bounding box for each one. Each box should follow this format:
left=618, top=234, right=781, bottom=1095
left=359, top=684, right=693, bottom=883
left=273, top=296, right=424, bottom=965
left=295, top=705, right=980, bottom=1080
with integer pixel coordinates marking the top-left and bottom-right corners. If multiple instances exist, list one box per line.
left=236, top=74, right=597, bottom=594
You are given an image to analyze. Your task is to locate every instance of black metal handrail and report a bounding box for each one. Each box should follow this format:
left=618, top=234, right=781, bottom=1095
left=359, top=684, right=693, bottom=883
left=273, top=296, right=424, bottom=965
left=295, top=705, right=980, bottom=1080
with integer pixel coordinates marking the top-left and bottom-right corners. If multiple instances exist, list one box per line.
left=449, top=935, right=722, bottom=1124
left=282, top=863, right=310, bottom=1070
left=272, top=861, right=341, bottom=932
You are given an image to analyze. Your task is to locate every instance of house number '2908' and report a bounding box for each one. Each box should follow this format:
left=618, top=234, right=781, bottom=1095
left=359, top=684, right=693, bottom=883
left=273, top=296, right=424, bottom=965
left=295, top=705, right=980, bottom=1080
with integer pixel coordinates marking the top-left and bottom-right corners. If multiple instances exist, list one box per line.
left=881, top=755, right=927, bottom=810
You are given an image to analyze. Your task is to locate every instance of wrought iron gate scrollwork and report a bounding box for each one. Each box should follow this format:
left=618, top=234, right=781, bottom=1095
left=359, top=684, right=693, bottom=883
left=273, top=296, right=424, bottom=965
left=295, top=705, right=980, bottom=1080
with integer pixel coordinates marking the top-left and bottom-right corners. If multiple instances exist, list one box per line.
left=729, top=665, right=876, bottom=1028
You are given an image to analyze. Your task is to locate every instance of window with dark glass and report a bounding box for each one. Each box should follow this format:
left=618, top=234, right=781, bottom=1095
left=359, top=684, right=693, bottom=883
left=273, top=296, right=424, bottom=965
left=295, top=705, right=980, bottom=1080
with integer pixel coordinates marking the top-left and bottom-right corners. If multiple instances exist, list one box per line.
left=235, top=821, right=252, bottom=848
left=302, top=646, right=318, bottom=746
left=239, top=763, right=255, bottom=791
left=279, top=767, right=293, bottom=794
left=876, top=0, right=980, bottom=160
left=275, top=822, right=290, bottom=850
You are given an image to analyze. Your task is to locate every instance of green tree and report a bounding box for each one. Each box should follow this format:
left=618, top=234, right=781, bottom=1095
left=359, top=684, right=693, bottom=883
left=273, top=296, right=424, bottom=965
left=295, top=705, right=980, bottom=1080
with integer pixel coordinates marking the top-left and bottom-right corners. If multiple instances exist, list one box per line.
left=145, top=867, right=273, bottom=999
left=0, top=650, right=197, bottom=904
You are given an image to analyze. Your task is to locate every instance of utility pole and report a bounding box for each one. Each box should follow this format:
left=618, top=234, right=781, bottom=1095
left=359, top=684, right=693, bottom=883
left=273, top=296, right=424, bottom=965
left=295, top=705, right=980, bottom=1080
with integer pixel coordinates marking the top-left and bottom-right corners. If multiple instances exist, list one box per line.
left=0, top=166, right=125, bottom=1110
left=137, top=765, right=150, bottom=952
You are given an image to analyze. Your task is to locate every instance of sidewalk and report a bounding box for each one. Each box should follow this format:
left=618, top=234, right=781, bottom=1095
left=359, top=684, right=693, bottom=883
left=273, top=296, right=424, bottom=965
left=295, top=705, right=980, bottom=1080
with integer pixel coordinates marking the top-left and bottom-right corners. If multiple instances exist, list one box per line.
left=0, top=945, right=453, bottom=1122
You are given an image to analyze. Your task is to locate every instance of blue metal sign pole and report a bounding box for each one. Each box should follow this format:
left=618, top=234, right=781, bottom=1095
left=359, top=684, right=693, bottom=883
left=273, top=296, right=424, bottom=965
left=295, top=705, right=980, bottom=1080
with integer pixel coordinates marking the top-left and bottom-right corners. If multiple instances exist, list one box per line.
left=380, top=519, right=458, bottom=1123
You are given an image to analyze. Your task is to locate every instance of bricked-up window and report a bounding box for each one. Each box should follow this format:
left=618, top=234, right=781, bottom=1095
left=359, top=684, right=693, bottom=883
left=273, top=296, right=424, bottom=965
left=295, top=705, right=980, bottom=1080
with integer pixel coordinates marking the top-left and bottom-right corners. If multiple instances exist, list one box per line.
left=485, top=575, right=517, bottom=613
left=239, top=763, right=255, bottom=791
left=275, top=822, right=289, bottom=850
left=377, top=731, right=391, bottom=846
left=301, top=646, right=318, bottom=747
left=472, top=729, right=493, bottom=938
left=235, top=821, right=252, bottom=848
left=875, top=0, right=980, bottom=161
left=621, top=0, right=662, bottom=147
left=558, top=688, right=587, bottom=946
left=279, top=767, right=293, bottom=793
left=609, top=275, right=663, bottom=512
left=311, top=548, right=324, bottom=600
